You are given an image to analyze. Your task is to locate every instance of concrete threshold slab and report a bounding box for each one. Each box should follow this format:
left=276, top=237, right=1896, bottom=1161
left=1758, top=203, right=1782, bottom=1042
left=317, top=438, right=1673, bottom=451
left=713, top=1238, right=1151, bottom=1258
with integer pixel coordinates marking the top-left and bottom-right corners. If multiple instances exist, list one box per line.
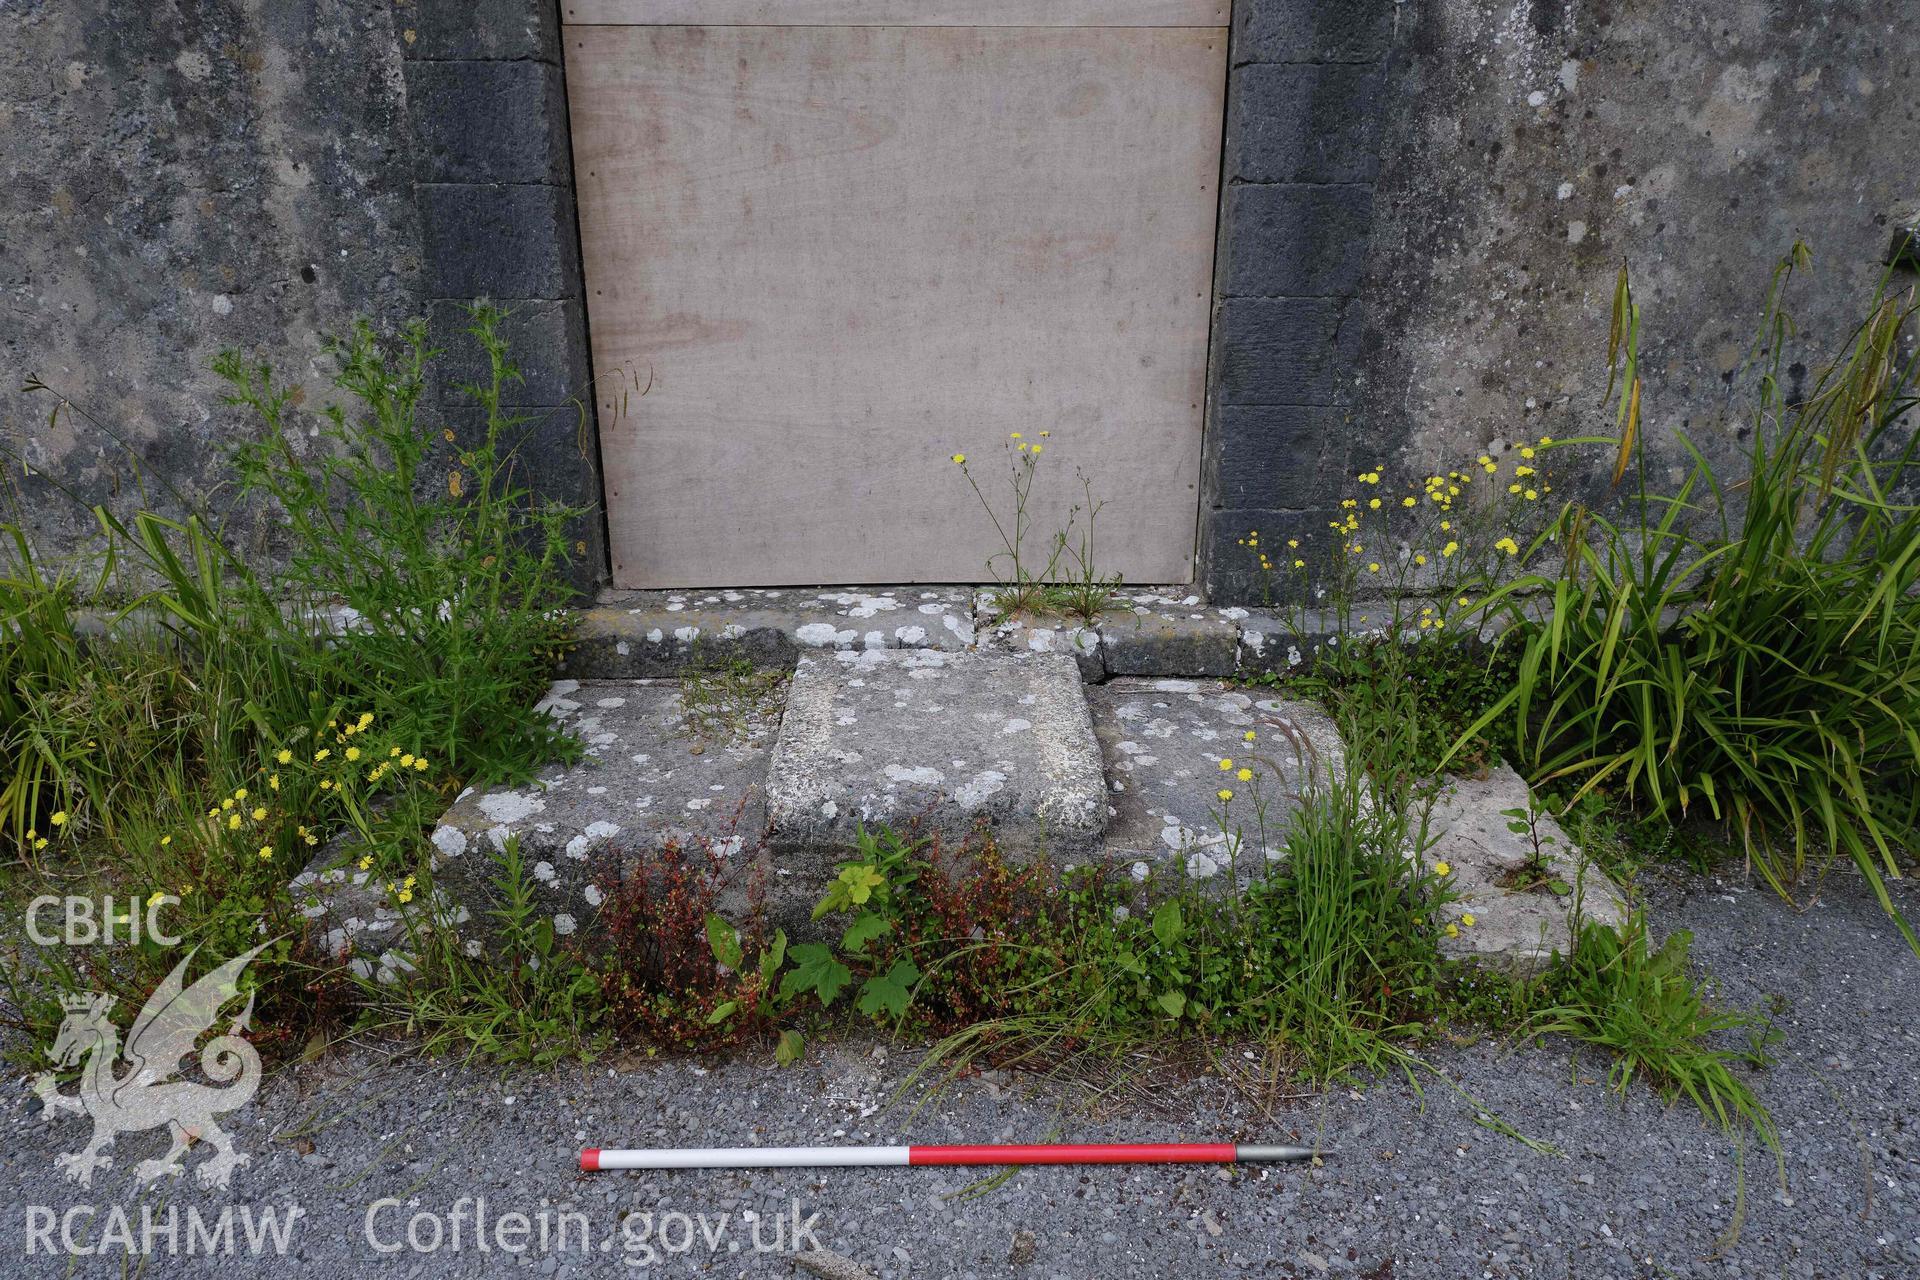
left=564, top=587, right=976, bottom=679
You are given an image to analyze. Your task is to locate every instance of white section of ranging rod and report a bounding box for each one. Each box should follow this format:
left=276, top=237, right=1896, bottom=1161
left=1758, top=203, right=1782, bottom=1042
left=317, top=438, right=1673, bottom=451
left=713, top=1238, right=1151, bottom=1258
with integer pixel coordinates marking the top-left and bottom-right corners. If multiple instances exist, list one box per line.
left=587, top=1146, right=911, bottom=1170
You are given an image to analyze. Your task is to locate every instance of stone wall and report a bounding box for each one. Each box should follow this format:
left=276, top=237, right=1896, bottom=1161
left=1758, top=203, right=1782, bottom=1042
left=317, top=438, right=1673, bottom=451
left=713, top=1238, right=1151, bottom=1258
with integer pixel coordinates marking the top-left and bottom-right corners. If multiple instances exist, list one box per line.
left=5, top=1, right=1913, bottom=604
left=0, top=0, right=605, bottom=592
left=1202, top=0, right=1920, bottom=600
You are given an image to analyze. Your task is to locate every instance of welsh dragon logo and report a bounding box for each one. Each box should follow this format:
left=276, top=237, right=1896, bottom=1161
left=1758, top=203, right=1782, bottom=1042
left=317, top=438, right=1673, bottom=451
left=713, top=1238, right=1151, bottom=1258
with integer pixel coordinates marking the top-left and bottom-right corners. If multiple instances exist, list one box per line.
left=33, top=943, right=268, bottom=1190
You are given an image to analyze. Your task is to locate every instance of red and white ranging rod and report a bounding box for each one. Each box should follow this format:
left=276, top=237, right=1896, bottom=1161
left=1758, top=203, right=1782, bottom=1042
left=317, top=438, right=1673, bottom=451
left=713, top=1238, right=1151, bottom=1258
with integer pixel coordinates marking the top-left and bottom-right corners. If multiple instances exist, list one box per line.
left=580, top=1143, right=1323, bottom=1171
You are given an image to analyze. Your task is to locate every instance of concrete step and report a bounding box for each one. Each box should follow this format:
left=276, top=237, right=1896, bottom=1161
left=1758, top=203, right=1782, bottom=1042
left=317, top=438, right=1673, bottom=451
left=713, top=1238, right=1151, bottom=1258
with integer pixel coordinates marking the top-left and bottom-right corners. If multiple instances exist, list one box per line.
left=765, top=648, right=1107, bottom=859
left=420, top=677, right=783, bottom=939
left=1088, top=678, right=1347, bottom=886
left=295, top=668, right=1628, bottom=977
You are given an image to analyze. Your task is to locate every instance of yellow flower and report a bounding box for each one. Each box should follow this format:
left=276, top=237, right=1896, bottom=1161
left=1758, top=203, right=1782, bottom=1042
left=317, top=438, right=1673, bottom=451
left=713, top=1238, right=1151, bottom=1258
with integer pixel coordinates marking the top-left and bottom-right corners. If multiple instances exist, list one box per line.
left=346, top=746, right=362, bottom=762
left=1243, top=730, right=1257, bottom=741
left=1218, top=758, right=1233, bottom=771
left=1458, top=596, right=1470, bottom=606
left=1235, top=767, right=1253, bottom=783
left=314, top=748, right=331, bottom=762
left=1293, top=559, right=1305, bottom=568
left=357, top=712, right=373, bottom=731
left=1217, top=788, right=1233, bottom=802
left=400, top=753, right=416, bottom=767
left=235, top=788, right=248, bottom=801
left=228, top=814, right=242, bottom=830
left=257, top=845, right=273, bottom=860
left=1286, top=539, right=1298, bottom=549
left=1439, top=520, right=1451, bottom=531
left=1495, top=537, right=1520, bottom=556
left=277, top=749, right=292, bottom=765
left=1031, top=445, right=1042, bottom=455
left=251, top=806, right=267, bottom=821
left=358, top=854, right=373, bottom=871
left=268, top=774, right=280, bottom=791
left=1434, top=860, right=1451, bottom=876
left=1401, top=496, right=1416, bottom=508
left=1414, top=554, right=1427, bottom=566
left=1367, top=562, right=1380, bottom=573
left=1461, top=912, right=1477, bottom=927
left=1539, top=436, right=1554, bottom=445
left=1519, top=446, right=1535, bottom=459
left=49, top=810, right=69, bottom=827
left=221, top=797, right=236, bottom=811
left=1368, top=498, right=1381, bottom=510
left=397, top=889, right=414, bottom=904
left=147, top=890, right=166, bottom=907
left=951, top=453, right=966, bottom=464
left=1010, top=432, right=1022, bottom=439
left=413, top=758, right=429, bottom=772
left=1524, top=489, right=1538, bottom=501
left=1442, top=541, right=1459, bottom=557
left=1444, top=923, right=1460, bottom=938
left=160, top=834, right=172, bottom=847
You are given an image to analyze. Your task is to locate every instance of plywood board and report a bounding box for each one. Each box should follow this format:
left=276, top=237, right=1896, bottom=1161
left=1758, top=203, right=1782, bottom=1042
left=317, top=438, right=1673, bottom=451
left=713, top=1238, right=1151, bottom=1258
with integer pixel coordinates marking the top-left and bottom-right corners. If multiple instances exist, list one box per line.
left=564, top=1, right=1227, bottom=26
left=569, top=24, right=1226, bottom=587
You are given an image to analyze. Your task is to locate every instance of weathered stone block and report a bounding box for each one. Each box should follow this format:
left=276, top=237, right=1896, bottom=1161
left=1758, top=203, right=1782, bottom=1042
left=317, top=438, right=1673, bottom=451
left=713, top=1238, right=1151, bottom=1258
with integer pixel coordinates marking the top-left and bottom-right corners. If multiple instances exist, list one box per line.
left=427, top=299, right=590, bottom=407
left=1097, top=593, right=1242, bottom=677
left=1227, top=62, right=1384, bottom=184
left=766, top=650, right=1107, bottom=859
left=1223, top=183, right=1375, bottom=298
left=1216, top=297, right=1365, bottom=406
left=438, top=403, right=607, bottom=597
left=407, top=60, right=570, bottom=186
left=1210, top=404, right=1357, bottom=511
left=563, top=588, right=976, bottom=679
left=1199, top=508, right=1339, bottom=607
left=402, top=0, right=560, bottom=63
left=975, top=615, right=1106, bottom=683
left=1089, top=681, right=1347, bottom=887
left=419, top=183, right=581, bottom=300
left=1233, top=0, right=1395, bottom=65
left=1424, top=765, right=1628, bottom=975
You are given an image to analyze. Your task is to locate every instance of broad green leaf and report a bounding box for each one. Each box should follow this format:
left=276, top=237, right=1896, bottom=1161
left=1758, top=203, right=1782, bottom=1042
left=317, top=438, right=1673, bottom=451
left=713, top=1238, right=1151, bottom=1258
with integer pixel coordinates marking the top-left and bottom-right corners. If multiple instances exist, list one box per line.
left=704, top=912, right=742, bottom=971
left=855, top=958, right=921, bottom=1019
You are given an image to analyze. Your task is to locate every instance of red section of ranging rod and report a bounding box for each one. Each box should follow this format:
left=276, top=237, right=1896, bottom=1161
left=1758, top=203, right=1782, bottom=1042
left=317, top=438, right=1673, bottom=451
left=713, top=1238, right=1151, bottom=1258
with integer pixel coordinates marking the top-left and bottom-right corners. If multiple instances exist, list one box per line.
left=909, top=1143, right=1237, bottom=1166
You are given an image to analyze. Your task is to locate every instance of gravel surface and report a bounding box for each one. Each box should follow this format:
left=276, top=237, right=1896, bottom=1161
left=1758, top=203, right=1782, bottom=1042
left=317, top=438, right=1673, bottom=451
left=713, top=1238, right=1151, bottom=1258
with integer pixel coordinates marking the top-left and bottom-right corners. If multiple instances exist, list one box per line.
left=4, top=869, right=1915, bottom=1278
